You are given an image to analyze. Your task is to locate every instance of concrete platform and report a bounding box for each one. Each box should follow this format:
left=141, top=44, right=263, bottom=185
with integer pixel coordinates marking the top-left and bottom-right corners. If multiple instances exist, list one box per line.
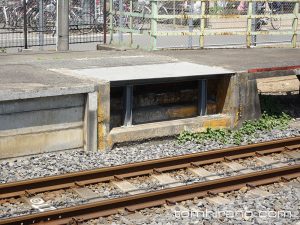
left=61, top=62, right=234, bottom=86
left=0, top=64, right=97, bottom=159
left=0, top=48, right=299, bottom=155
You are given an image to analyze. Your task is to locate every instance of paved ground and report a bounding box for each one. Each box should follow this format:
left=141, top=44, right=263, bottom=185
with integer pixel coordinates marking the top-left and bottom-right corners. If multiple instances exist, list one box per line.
left=0, top=48, right=299, bottom=100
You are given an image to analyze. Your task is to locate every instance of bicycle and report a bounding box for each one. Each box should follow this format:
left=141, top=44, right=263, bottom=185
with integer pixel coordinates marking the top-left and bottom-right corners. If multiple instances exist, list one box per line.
left=255, top=1, right=283, bottom=31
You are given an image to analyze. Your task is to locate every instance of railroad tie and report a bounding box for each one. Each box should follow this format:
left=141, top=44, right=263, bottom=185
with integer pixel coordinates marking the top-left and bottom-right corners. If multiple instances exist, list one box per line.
left=245, top=188, right=272, bottom=198
left=284, top=151, right=300, bottom=160
left=21, top=196, right=56, bottom=212
left=164, top=204, right=189, bottom=212
left=256, top=156, right=287, bottom=168
left=206, top=196, right=231, bottom=205
left=151, top=173, right=183, bottom=188
left=222, top=162, right=254, bottom=174
left=72, top=187, right=103, bottom=201
left=187, top=167, right=221, bottom=181
left=111, top=180, right=145, bottom=195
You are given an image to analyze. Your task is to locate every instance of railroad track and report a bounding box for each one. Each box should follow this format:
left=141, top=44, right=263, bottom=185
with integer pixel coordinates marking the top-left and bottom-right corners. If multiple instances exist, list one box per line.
left=0, top=136, right=299, bottom=225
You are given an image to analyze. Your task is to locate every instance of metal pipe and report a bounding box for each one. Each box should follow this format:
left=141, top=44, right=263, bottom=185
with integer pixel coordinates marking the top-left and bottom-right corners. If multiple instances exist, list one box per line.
left=23, top=0, right=28, bottom=49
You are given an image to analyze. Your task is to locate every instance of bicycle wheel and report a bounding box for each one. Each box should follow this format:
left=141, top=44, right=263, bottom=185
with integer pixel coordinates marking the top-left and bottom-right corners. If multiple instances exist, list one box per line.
left=270, top=3, right=283, bottom=30
left=76, top=12, right=96, bottom=34
left=158, top=5, right=169, bottom=24
left=133, top=6, right=151, bottom=30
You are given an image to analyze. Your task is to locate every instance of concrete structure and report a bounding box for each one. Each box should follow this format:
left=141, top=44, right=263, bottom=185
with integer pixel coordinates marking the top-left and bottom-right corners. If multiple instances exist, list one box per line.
left=55, top=62, right=236, bottom=149
left=0, top=48, right=299, bottom=157
left=56, top=0, right=69, bottom=51
left=0, top=64, right=97, bottom=159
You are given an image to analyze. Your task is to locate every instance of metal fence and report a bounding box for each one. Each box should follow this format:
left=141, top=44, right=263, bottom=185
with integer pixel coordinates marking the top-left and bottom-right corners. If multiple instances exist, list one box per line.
left=0, top=0, right=105, bottom=49
left=109, top=0, right=300, bottom=49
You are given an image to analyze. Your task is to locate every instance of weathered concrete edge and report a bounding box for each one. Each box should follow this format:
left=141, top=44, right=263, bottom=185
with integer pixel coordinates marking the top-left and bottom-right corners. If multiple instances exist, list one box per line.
left=108, top=115, right=232, bottom=147
left=0, top=85, right=96, bottom=102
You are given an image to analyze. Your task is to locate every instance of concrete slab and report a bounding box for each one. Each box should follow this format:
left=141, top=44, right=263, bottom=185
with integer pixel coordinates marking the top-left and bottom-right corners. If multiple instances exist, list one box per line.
left=256, top=156, right=287, bottom=168
left=72, top=187, right=100, bottom=199
left=222, top=162, right=254, bottom=174
left=111, top=180, right=144, bottom=195
left=284, top=151, right=300, bottom=160
left=206, top=196, right=231, bottom=205
left=187, top=167, right=222, bottom=181
left=246, top=189, right=272, bottom=198
left=151, top=174, right=183, bottom=188
left=0, top=64, right=95, bottom=101
left=62, top=62, right=234, bottom=86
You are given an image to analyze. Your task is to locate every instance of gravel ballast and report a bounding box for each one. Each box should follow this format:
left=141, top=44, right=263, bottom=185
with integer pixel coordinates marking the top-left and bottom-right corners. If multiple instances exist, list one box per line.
left=0, top=128, right=299, bottom=184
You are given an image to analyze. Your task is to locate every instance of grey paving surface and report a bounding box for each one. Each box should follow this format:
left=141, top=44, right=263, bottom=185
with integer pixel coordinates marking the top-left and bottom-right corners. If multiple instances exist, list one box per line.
left=0, top=48, right=299, bottom=100
left=62, top=62, right=233, bottom=86
left=0, top=64, right=95, bottom=101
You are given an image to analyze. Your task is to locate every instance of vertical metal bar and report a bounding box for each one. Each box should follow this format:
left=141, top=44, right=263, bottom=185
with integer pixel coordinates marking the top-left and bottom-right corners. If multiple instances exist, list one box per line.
left=251, top=1, right=257, bottom=47
left=198, top=79, right=207, bottom=116
left=173, top=0, right=175, bottom=28
left=118, top=0, right=124, bottom=43
left=123, top=85, right=133, bottom=127
left=39, top=0, right=44, bottom=49
left=247, top=0, right=253, bottom=48
left=188, top=0, right=194, bottom=48
left=150, top=0, right=158, bottom=50
left=151, top=0, right=158, bottom=50
left=129, top=0, right=133, bottom=46
left=292, top=2, right=299, bottom=48
left=56, top=0, right=69, bottom=51
left=199, top=0, right=205, bottom=48
left=104, top=0, right=107, bottom=44
left=23, top=0, right=28, bottom=49
left=109, top=0, right=113, bottom=43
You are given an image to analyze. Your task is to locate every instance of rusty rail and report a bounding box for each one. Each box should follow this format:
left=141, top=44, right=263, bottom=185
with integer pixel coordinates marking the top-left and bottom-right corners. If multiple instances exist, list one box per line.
left=0, top=164, right=299, bottom=225
left=0, top=136, right=299, bottom=200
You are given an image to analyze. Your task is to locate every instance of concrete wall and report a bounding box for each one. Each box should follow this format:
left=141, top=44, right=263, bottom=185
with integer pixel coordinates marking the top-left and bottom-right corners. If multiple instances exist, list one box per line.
left=0, top=94, right=85, bottom=158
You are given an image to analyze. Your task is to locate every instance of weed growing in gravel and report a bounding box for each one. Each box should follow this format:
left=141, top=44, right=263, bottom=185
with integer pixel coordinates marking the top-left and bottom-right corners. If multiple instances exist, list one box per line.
left=177, top=112, right=291, bottom=145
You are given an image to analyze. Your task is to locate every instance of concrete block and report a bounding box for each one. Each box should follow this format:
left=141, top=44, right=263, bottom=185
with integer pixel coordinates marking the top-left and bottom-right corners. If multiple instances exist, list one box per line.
left=0, top=127, right=83, bottom=159
left=0, top=94, right=84, bottom=115
left=108, top=115, right=231, bottom=147
left=0, top=107, right=84, bottom=131
left=84, top=92, right=98, bottom=152
left=97, top=81, right=110, bottom=151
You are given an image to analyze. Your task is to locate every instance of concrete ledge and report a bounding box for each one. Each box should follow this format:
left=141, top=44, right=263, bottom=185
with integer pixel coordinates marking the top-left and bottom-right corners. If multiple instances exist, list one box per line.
left=108, top=114, right=231, bottom=147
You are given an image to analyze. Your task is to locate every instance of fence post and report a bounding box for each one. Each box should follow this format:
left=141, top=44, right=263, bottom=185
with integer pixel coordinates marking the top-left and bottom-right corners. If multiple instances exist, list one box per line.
left=188, top=0, right=194, bottom=48
left=150, top=0, right=158, bottom=50
left=38, top=0, right=44, bottom=50
left=103, top=0, right=107, bottom=44
left=109, top=0, right=113, bottom=43
left=23, top=0, right=28, bottom=49
left=129, top=0, right=133, bottom=46
left=56, top=0, right=69, bottom=51
left=199, top=0, right=206, bottom=48
left=246, top=0, right=253, bottom=48
left=292, top=1, right=299, bottom=48
left=118, top=0, right=124, bottom=44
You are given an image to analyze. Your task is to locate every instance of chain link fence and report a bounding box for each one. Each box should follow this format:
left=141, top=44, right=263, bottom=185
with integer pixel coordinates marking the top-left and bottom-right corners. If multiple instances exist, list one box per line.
left=0, top=0, right=105, bottom=49
left=109, top=0, right=300, bottom=49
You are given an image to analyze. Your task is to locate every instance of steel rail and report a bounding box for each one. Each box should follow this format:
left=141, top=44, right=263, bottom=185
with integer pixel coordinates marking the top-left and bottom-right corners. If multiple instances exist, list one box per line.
left=0, top=164, right=299, bottom=225
left=0, top=136, right=299, bottom=199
